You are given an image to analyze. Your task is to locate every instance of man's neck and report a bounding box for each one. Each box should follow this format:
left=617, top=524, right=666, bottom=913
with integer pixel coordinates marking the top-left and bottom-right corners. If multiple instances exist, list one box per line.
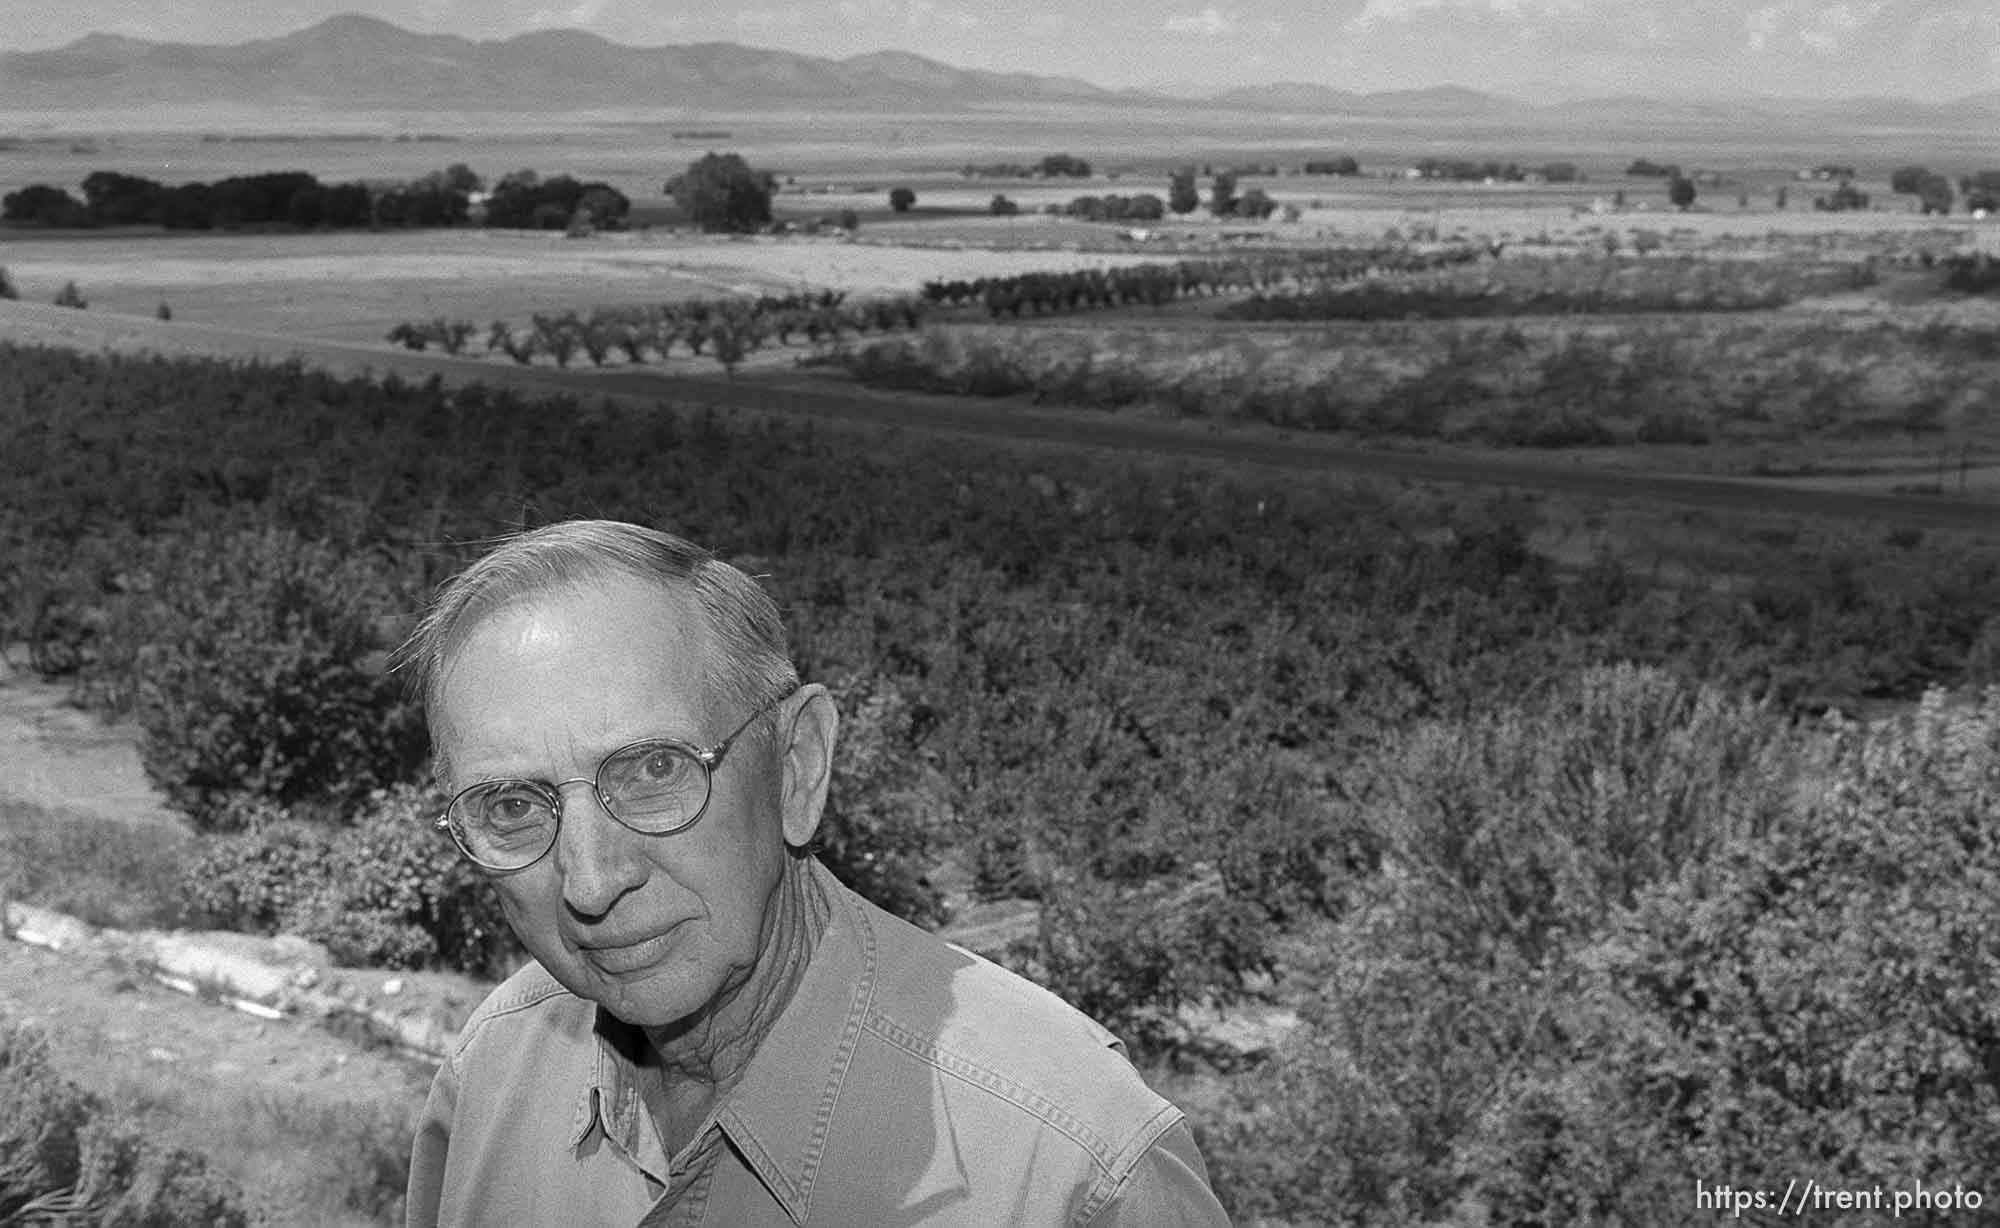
left=642, top=857, right=831, bottom=1150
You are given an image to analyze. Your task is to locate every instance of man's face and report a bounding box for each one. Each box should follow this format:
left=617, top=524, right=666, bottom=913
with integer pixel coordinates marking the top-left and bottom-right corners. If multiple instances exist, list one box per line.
left=432, top=576, right=791, bottom=1029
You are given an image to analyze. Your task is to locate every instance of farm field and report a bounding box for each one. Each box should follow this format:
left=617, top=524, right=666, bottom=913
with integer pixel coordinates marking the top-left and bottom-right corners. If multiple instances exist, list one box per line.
left=0, top=226, right=1184, bottom=345
left=4, top=205, right=1998, bottom=490
left=5, top=104, right=2000, bottom=1225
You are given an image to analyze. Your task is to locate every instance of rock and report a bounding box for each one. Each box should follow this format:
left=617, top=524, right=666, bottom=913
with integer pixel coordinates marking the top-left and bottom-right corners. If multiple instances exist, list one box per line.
left=145, top=933, right=296, bottom=1004
left=7, top=901, right=99, bottom=952
left=1175, top=1003, right=1302, bottom=1064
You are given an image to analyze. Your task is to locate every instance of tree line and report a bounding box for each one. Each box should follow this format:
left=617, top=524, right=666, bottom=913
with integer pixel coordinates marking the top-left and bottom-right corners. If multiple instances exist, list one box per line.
left=0, top=163, right=630, bottom=233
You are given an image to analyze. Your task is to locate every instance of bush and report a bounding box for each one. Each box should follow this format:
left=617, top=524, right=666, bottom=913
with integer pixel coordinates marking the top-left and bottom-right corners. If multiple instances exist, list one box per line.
left=53, top=280, right=87, bottom=309
left=666, top=152, right=775, bottom=234
left=184, top=784, right=521, bottom=977
left=1030, top=868, right=1271, bottom=1058
left=118, top=527, right=427, bottom=831
left=888, top=186, right=916, bottom=213
left=1205, top=666, right=1812, bottom=1221
left=1590, top=686, right=2000, bottom=1192
left=811, top=677, right=946, bottom=927
left=0, top=1022, right=251, bottom=1225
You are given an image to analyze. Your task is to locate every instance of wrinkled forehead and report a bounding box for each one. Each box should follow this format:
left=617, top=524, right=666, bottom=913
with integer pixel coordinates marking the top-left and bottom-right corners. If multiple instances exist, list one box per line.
left=432, top=574, right=723, bottom=715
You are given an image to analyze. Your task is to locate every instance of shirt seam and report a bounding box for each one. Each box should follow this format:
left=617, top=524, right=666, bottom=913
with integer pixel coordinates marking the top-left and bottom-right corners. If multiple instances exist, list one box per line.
left=449, top=973, right=573, bottom=1057
left=1071, top=1101, right=1187, bottom=1226
left=860, top=1010, right=1129, bottom=1172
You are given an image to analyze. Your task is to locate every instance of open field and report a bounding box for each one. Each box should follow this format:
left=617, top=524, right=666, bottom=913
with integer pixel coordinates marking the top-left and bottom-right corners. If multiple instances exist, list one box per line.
left=0, top=227, right=1186, bottom=344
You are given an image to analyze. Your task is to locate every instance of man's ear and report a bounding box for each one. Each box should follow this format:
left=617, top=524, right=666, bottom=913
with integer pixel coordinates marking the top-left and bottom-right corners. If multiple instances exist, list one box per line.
left=777, top=684, right=839, bottom=849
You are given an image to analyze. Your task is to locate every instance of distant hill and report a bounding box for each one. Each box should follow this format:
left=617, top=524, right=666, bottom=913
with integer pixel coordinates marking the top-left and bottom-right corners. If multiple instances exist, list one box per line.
left=0, top=13, right=1115, bottom=110
left=1, top=12, right=1995, bottom=124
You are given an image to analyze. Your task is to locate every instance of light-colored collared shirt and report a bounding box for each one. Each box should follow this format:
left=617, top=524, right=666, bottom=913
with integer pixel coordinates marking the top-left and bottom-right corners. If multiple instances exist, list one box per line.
left=406, top=858, right=1231, bottom=1227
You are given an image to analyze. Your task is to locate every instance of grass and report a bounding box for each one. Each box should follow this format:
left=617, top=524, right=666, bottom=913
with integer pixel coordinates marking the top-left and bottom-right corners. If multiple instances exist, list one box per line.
left=0, top=798, right=193, bottom=930
left=47, top=1039, right=419, bottom=1227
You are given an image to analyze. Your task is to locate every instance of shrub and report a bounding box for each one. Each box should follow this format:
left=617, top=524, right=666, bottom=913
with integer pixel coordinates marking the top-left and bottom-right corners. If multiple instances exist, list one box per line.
left=888, top=187, right=916, bottom=213
left=1030, top=868, right=1271, bottom=1059
left=184, top=785, right=521, bottom=977
left=1590, top=687, right=2000, bottom=1191
left=0, top=1022, right=251, bottom=1225
left=117, top=527, right=427, bottom=831
left=1205, top=666, right=1813, bottom=1221
left=665, top=152, right=774, bottom=234
left=0, top=266, right=17, bottom=299
left=53, top=280, right=87, bottom=309
left=811, top=677, right=946, bottom=927
left=181, top=805, right=338, bottom=936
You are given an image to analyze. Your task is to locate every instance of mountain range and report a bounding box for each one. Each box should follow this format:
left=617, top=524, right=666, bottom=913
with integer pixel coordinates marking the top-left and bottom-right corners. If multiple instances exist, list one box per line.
left=1, top=13, right=1995, bottom=123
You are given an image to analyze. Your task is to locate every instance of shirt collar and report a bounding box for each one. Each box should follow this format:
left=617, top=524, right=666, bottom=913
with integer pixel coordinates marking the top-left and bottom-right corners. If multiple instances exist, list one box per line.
left=712, top=858, right=875, bottom=1223
left=570, top=859, right=876, bottom=1223
left=571, top=1008, right=664, bottom=1167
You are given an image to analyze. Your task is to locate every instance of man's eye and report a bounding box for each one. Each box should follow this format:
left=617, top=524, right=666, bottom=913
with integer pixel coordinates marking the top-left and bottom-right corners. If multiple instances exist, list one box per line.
left=639, top=750, right=688, bottom=782
left=492, top=796, right=539, bottom=823
left=475, top=786, right=548, bottom=830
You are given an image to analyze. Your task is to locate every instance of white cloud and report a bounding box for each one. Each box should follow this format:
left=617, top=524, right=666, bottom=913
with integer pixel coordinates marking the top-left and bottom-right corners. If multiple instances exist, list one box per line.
left=733, top=8, right=785, bottom=32
left=1797, top=1, right=1883, bottom=53
left=1745, top=4, right=1782, bottom=51
left=1165, top=7, right=1236, bottom=35
left=1356, top=0, right=1612, bottom=22
left=526, top=0, right=612, bottom=27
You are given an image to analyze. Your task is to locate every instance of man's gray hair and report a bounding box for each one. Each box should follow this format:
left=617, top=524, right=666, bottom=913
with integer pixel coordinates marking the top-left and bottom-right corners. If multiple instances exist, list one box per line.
left=396, top=521, right=798, bottom=766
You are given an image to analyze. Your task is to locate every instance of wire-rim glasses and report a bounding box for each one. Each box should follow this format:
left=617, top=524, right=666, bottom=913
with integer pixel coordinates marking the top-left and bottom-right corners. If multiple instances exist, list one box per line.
left=436, top=692, right=788, bottom=872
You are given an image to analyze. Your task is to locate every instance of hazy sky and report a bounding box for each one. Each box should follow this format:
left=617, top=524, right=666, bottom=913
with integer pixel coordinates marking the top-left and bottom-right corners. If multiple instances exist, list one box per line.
left=5, top=0, right=1996, bottom=102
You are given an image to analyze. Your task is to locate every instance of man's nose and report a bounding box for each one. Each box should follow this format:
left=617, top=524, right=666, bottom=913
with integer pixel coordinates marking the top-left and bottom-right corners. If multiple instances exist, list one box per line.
left=552, top=784, right=650, bottom=918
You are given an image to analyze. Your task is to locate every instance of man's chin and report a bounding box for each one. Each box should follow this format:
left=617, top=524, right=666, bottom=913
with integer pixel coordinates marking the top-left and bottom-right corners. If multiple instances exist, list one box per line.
left=574, top=961, right=717, bottom=1030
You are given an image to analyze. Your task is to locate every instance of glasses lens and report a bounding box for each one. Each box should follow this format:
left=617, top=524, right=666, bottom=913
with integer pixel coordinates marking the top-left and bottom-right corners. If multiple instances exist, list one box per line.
left=598, top=741, right=708, bottom=831
left=451, top=781, right=559, bottom=868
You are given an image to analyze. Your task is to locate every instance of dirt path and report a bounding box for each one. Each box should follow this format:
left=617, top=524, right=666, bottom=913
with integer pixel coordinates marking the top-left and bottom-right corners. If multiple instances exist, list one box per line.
left=6, top=298, right=2000, bottom=534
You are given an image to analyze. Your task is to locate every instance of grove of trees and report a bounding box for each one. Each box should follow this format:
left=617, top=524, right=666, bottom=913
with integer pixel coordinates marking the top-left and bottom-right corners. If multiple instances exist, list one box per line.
left=1037, top=153, right=1092, bottom=179
left=1890, top=166, right=1955, bottom=215
left=1063, top=193, right=1164, bottom=223
left=1209, top=172, right=1238, bottom=218
left=0, top=162, right=628, bottom=234
left=665, top=152, right=775, bottom=234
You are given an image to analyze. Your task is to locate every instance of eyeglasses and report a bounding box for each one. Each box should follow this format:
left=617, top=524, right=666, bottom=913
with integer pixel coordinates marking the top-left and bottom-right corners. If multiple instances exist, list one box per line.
left=436, top=693, right=788, bottom=872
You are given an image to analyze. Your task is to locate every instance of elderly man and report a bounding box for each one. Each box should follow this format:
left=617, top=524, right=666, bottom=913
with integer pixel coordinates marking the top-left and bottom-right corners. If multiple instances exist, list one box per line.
left=399, top=520, right=1229, bottom=1227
